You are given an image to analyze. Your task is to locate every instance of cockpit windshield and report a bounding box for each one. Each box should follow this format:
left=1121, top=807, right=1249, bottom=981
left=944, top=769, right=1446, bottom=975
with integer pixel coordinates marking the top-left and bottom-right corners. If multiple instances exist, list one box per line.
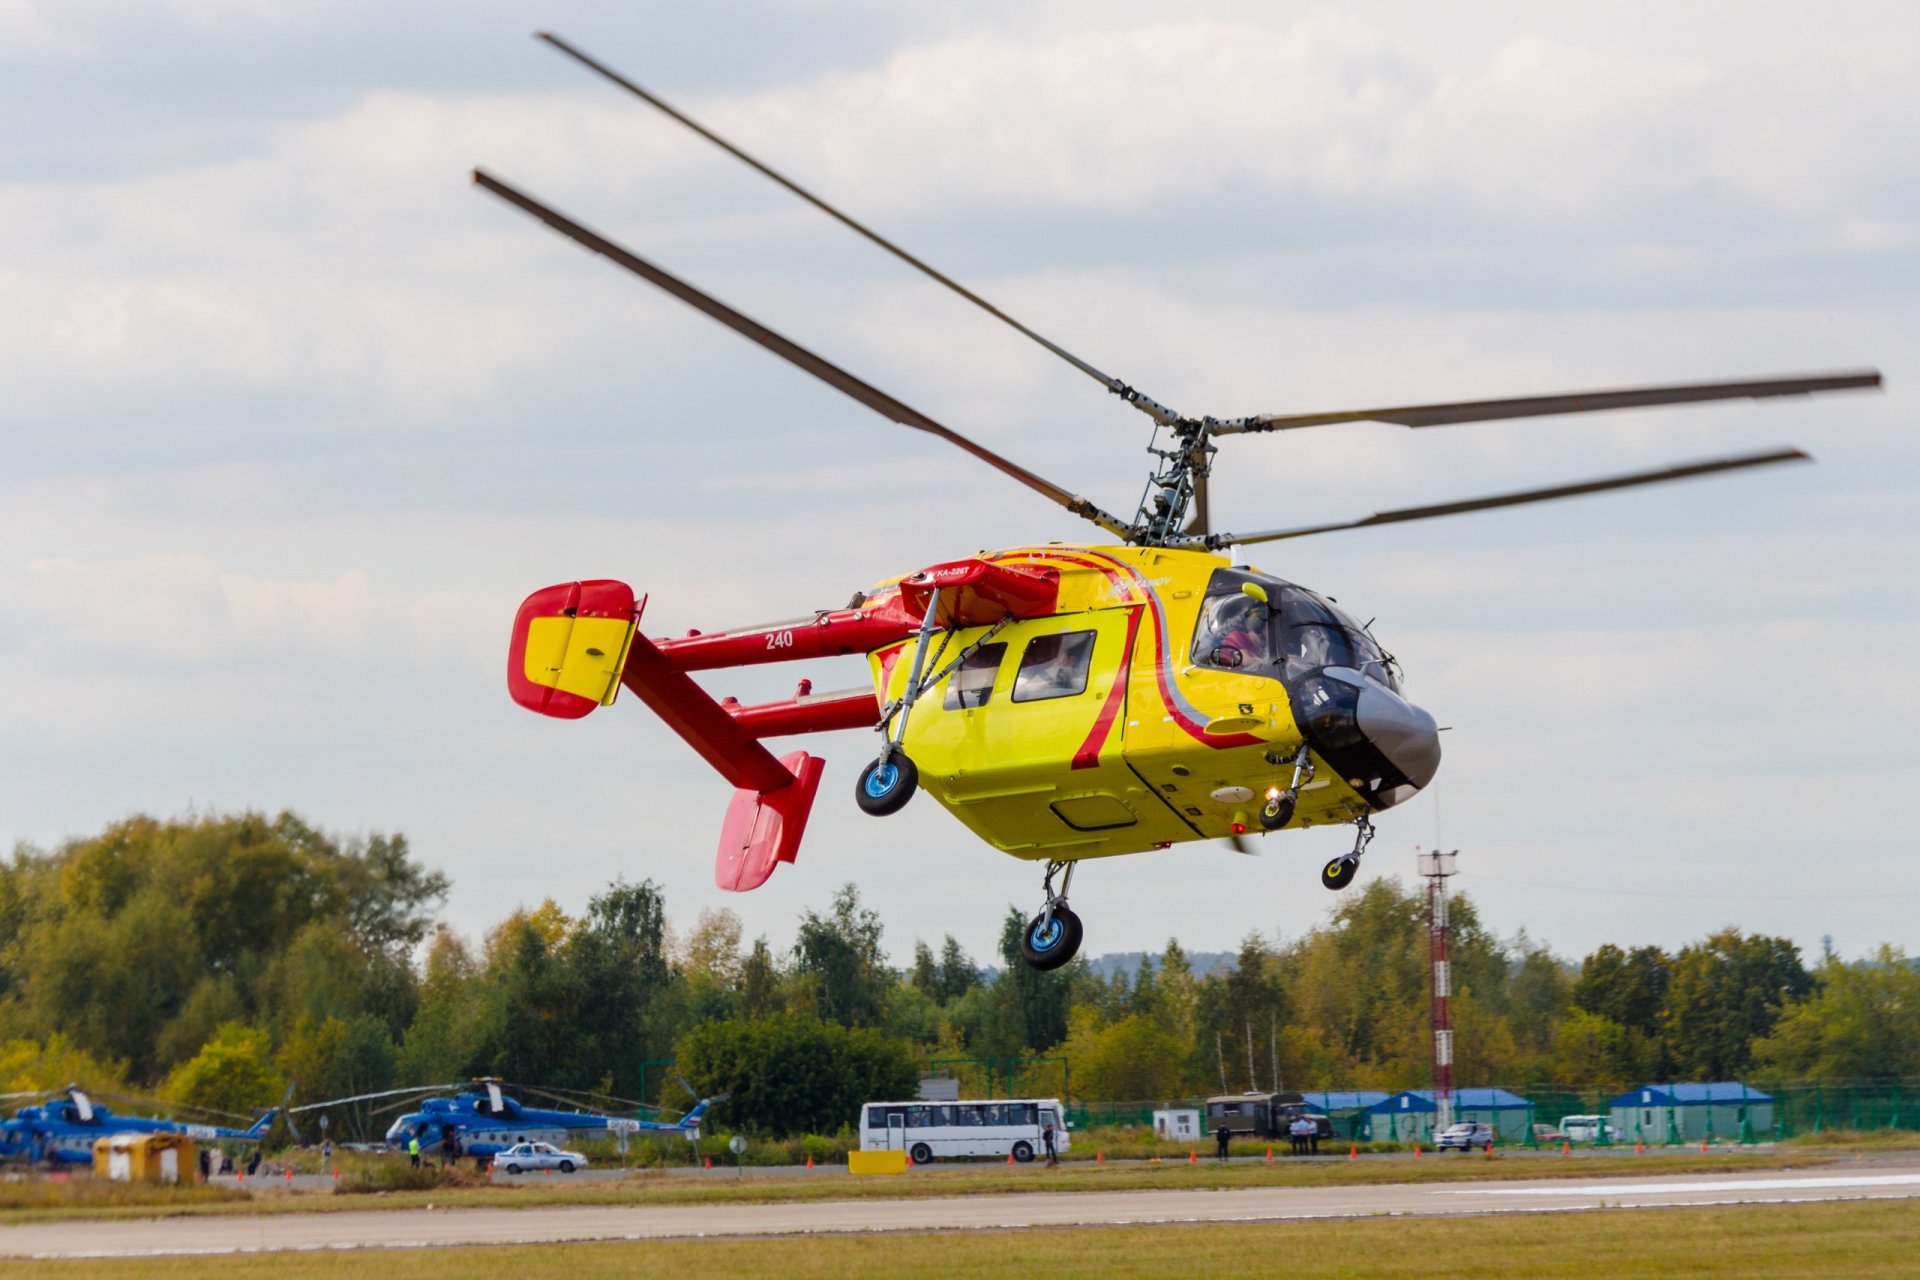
left=1190, top=570, right=1398, bottom=691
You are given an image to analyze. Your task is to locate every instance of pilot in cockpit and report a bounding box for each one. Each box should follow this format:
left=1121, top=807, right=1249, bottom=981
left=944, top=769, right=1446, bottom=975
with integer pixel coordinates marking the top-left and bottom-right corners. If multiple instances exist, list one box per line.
left=1194, top=592, right=1271, bottom=670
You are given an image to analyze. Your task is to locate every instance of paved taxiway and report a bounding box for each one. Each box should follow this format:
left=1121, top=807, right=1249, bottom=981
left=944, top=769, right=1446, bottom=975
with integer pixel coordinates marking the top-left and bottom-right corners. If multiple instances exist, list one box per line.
left=11, top=1163, right=1920, bottom=1258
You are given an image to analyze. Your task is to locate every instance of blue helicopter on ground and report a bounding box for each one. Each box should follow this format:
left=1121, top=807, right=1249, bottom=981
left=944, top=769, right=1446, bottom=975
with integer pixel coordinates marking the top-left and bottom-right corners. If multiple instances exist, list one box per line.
left=0, top=1085, right=289, bottom=1167
left=295, top=1078, right=726, bottom=1167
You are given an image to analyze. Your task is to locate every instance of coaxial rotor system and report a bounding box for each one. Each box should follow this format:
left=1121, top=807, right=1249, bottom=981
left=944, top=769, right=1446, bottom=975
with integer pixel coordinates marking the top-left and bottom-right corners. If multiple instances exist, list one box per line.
left=474, top=32, right=1880, bottom=550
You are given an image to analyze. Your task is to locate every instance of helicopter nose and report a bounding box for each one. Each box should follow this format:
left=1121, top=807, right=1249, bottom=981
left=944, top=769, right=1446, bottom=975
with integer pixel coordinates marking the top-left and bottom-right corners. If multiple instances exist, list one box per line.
left=1354, top=684, right=1442, bottom=790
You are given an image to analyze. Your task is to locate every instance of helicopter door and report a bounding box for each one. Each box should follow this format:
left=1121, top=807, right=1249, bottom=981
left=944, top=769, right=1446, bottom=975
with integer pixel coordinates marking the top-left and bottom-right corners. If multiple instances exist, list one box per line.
left=903, top=608, right=1191, bottom=854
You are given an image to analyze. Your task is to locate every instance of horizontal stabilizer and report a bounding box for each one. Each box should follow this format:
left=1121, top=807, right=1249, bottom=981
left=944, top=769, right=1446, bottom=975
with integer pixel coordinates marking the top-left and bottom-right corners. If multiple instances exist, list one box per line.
left=509, top=581, right=641, bottom=719
left=716, top=750, right=825, bottom=892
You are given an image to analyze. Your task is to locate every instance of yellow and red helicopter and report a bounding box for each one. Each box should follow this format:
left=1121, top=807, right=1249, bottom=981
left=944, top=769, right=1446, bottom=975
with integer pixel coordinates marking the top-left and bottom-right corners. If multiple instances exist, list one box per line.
left=484, top=34, right=1881, bottom=970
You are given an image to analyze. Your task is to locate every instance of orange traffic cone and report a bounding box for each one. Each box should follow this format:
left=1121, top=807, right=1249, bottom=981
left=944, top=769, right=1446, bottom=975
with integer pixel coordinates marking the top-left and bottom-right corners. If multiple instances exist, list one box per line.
left=1095, top=1151, right=1104, bottom=1164
left=703, top=1156, right=712, bottom=1170
left=1561, top=1140, right=1570, bottom=1156
left=285, top=1168, right=293, bottom=1183
left=1635, top=1140, right=1645, bottom=1155
left=1007, top=1151, right=1015, bottom=1165
left=1347, top=1145, right=1357, bottom=1160
left=1413, top=1144, right=1422, bottom=1158
left=332, top=1167, right=339, bottom=1181
left=805, top=1155, right=813, bottom=1169
left=1189, top=1150, right=1197, bottom=1164
left=1265, top=1147, right=1273, bottom=1163
left=1700, top=1139, right=1709, bottom=1154
left=1483, top=1141, right=1493, bottom=1156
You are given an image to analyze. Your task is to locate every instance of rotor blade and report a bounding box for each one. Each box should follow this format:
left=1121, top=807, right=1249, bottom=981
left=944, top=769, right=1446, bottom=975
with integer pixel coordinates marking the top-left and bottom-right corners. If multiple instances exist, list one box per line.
left=1213, top=371, right=1881, bottom=435
left=287, top=1084, right=460, bottom=1113
left=473, top=170, right=1131, bottom=540
left=534, top=32, right=1179, bottom=427
left=1216, top=447, right=1811, bottom=546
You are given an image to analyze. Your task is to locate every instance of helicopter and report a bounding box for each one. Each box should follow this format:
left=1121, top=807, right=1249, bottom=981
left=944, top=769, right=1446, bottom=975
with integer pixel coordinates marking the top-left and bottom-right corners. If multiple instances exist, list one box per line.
left=300, top=1078, right=724, bottom=1166
left=0, top=1084, right=287, bottom=1167
left=486, top=34, right=1882, bottom=972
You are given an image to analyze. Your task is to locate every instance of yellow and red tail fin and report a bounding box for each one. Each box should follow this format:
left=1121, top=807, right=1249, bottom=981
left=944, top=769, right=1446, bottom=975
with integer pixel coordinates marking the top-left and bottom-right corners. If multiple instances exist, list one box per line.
left=507, top=580, right=641, bottom=719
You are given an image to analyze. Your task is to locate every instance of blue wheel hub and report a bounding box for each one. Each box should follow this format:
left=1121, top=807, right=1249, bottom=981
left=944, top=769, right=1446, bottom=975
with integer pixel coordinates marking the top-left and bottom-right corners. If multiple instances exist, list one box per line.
left=864, top=762, right=900, bottom=798
left=1028, top=917, right=1064, bottom=952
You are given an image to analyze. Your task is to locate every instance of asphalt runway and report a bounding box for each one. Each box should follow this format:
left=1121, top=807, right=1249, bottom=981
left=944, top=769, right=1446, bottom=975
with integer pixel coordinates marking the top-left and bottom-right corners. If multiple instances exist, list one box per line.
left=11, top=1162, right=1920, bottom=1258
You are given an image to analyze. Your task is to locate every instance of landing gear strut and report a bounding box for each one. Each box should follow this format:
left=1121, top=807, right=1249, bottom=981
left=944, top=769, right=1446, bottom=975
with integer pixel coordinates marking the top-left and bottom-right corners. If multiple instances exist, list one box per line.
left=1320, top=812, right=1375, bottom=891
left=1020, top=860, right=1083, bottom=971
left=859, top=588, right=1008, bottom=818
left=1260, top=744, right=1314, bottom=831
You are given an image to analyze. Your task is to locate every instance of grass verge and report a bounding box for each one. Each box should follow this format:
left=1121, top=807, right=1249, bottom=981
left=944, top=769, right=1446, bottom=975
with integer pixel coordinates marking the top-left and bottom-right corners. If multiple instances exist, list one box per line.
left=4, top=1197, right=1914, bottom=1277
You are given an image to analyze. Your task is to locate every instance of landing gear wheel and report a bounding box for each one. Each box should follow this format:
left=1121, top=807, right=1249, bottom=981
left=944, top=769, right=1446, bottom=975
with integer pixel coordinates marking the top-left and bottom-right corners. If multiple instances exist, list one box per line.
left=1012, top=1141, right=1035, bottom=1163
left=1320, top=857, right=1358, bottom=891
left=1020, top=905, right=1084, bottom=970
left=910, top=1143, right=933, bottom=1165
left=856, top=753, right=918, bottom=816
left=1259, top=791, right=1297, bottom=831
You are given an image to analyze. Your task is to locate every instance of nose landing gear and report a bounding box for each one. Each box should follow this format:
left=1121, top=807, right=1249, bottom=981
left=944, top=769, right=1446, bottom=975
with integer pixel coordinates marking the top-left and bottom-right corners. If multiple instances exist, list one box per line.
left=1320, top=812, right=1375, bottom=892
left=1019, top=860, right=1083, bottom=971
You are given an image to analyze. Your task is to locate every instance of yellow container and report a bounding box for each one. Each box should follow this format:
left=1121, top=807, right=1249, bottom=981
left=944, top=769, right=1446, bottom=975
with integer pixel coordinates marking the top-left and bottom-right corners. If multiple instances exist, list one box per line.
left=847, top=1149, right=910, bottom=1176
left=93, top=1132, right=196, bottom=1184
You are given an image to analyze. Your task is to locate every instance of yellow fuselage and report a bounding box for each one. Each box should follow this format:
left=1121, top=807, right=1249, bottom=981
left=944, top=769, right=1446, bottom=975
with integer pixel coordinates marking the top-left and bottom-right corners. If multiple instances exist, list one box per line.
left=868, top=544, right=1372, bottom=861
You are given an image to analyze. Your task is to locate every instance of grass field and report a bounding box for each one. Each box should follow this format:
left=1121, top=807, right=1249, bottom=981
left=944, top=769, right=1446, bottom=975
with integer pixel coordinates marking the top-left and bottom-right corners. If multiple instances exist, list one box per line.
left=0, top=1148, right=1835, bottom=1223
left=4, top=1198, right=1914, bottom=1277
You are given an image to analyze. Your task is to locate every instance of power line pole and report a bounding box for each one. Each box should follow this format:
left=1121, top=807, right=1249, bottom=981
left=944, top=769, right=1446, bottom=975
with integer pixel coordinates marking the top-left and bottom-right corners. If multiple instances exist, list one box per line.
left=1417, top=847, right=1459, bottom=1133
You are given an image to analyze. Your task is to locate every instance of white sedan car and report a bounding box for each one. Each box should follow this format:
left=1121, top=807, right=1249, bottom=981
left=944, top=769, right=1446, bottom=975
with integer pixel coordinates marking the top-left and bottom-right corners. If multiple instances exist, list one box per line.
left=490, top=1142, right=588, bottom=1174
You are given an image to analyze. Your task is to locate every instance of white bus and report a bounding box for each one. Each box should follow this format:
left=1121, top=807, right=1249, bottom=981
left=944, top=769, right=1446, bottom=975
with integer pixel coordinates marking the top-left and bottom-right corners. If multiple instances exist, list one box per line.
left=860, top=1099, right=1070, bottom=1164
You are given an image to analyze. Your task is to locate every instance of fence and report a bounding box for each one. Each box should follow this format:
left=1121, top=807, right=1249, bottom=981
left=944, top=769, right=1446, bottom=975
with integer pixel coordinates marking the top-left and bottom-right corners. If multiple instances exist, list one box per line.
left=1054, top=1079, right=1920, bottom=1145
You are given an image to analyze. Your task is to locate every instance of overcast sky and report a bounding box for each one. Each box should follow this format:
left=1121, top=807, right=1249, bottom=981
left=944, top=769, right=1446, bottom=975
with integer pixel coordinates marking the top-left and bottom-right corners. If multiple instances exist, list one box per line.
left=3, top=1, right=1914, bottom=970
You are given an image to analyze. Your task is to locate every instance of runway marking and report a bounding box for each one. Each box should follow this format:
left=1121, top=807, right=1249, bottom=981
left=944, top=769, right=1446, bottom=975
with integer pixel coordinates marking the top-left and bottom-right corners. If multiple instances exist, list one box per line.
left=1438, top=1173, right=1920, bottom=1197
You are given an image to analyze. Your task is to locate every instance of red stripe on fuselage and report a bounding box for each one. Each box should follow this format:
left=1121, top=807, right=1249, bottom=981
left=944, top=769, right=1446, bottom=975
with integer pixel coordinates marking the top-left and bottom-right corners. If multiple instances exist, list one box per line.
left=1071, top=605, right=1141, bottom=769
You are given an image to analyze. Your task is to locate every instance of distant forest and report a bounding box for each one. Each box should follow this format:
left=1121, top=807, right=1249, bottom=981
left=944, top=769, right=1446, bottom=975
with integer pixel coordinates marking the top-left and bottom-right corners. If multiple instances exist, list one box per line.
left=3, top=812, right=1916, bottom=1138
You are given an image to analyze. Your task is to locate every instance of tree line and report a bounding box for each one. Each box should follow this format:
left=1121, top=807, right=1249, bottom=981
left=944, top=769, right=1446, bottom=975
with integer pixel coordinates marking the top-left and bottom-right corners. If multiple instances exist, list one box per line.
left=2, top=812, right=1915, bottom=1138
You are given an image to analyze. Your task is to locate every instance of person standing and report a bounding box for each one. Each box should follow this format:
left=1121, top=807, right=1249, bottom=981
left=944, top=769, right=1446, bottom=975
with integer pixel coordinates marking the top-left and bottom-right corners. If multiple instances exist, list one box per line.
left=408, top=1134, right=421, bottom=1169
left=1042, top=1120, right=1058, bottom=1168
left=1214, top=1123, right=1231, bottom=1163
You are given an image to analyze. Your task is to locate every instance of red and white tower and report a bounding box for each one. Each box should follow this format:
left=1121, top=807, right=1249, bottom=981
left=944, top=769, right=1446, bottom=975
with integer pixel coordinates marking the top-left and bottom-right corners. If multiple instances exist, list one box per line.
left=1417, top=847, right=1458, bottom=1132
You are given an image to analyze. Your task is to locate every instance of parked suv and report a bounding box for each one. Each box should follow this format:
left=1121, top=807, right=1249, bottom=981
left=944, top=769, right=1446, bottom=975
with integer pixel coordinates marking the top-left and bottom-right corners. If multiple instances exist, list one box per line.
left=1434, top=1121, right=1496, bottom=1150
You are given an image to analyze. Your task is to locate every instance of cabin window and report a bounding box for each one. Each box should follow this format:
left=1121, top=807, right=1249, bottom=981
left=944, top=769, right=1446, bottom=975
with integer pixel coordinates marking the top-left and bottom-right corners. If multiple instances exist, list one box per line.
left=1011, top=632, right=1095, bottom=702
left=944, top=642, right=1007, bottom=710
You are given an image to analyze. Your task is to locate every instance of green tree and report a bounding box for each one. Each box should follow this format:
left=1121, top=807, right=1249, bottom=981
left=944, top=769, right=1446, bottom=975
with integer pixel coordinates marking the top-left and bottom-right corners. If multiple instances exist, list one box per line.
left=1063, top=1011, right=1187, bottom=1100
left=1663, top=929, right=1810, bottom=1080
left=673, top=1013, right=917, bottom=1137
left=791, top=884, right=891, bottom=1027
left=164, top=1022, right=283, bottom=1117
left=737, top=937, right=784, bottom=1021
left=1573, top=943, right=1671, bottom=1070
left=1753, top=947, right=1920, bottom=1081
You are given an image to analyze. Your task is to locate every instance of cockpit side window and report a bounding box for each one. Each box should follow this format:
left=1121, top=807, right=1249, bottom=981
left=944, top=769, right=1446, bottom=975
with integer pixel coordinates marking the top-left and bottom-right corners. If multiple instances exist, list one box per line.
left=943, top=642, right=1007, bottom=710
left=1011, top=631, right=1096, bottom=702
left=1191, top=585, right=1275, bottom=673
